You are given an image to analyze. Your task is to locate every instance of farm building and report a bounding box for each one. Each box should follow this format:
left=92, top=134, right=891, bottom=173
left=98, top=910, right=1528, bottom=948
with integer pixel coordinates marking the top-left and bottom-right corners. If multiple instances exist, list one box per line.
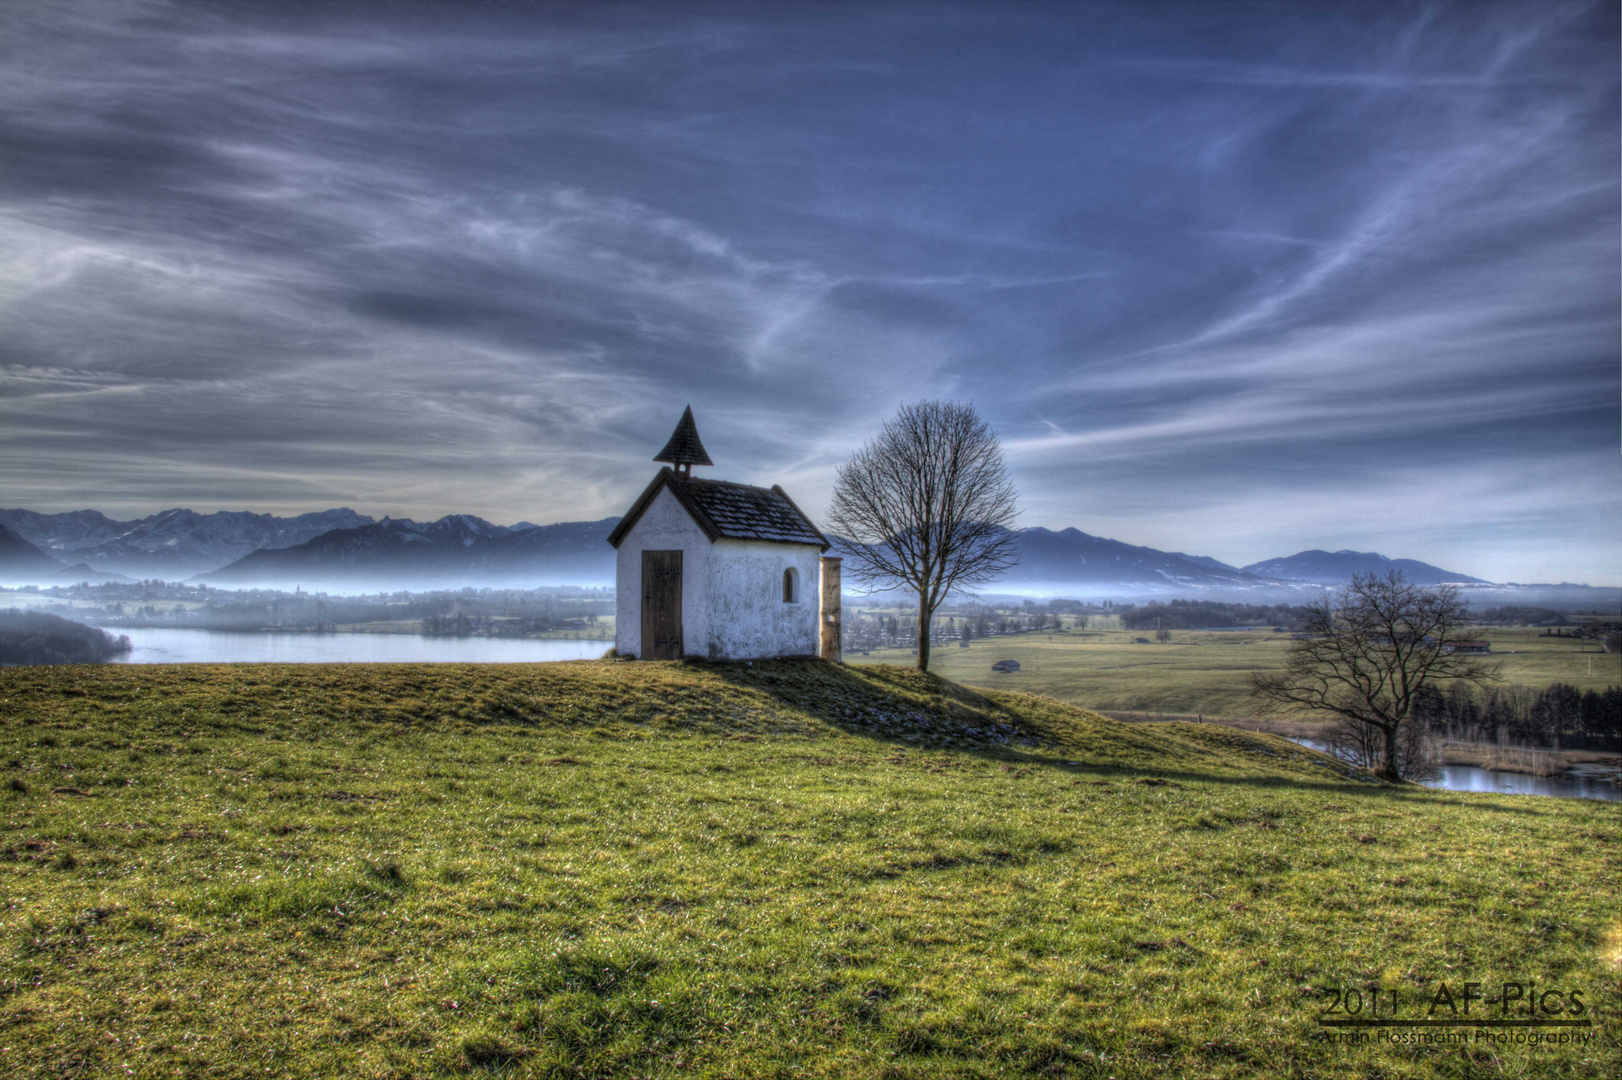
left=608, top=407, right=841, bottom=661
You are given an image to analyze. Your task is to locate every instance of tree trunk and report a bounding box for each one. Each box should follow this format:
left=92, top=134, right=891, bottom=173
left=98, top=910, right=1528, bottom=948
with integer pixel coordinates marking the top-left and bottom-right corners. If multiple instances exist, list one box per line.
left=916, top=602, right=931, bottom=672
left=1378, top=723, right=1402, bottom=782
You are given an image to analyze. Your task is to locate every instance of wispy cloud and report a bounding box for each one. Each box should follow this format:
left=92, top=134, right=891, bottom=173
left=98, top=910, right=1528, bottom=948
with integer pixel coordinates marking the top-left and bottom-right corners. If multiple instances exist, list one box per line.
left=0, top=0, right=1615, bottom=580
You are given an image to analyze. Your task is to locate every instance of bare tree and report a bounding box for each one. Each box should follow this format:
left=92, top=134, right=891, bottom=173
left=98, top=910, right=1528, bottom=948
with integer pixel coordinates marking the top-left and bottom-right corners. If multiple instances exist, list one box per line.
left=1320, top=711, right=1442, bottom=783
left=1251, top=571, right=1497, bottom=782
left=826, top=401, right=1019, bottom=671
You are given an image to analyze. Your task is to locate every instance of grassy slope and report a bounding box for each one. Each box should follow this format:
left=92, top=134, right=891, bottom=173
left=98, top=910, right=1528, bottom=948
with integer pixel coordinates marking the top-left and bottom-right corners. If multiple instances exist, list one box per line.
left=852, top=628, right=1622, bottom=719
left=0, top=660, right=1616, bottom=1079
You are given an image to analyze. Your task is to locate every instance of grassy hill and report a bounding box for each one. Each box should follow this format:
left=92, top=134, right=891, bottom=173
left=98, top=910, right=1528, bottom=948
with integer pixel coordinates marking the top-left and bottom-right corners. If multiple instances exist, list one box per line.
left=1, top=660, right=1617, bottom=1078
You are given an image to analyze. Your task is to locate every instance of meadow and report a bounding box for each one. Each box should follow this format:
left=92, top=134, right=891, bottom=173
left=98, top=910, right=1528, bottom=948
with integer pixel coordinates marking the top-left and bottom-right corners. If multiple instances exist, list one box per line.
left=2, top=660, right=1618, bottom=1078
left=851, top=626, right=1622, bottom=720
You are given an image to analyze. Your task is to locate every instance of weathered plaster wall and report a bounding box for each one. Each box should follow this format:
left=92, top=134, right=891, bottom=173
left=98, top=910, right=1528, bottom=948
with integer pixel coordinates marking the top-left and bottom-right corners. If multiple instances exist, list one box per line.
left=614, top=487, right=712, bottom=659
left=705, top=539, right=822, bottom=659
left=613, top=486, right=823, bottom=660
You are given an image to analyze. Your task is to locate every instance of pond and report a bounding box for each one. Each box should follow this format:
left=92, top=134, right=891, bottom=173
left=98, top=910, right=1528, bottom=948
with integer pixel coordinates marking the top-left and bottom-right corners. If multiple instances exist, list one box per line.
left=1290, top=739, right=1620, bottom=802
left=108, top=627, right=608, bottom=665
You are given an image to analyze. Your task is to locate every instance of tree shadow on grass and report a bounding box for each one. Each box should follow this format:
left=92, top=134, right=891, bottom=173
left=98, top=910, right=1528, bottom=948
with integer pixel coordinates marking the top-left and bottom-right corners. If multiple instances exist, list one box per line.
left=689, top=657, right=1561, bottom=806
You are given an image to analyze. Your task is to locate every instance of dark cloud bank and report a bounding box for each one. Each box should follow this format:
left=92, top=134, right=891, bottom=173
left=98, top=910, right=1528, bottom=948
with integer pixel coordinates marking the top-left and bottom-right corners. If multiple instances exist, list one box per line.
left=1, top=0, right=1616, bottom=583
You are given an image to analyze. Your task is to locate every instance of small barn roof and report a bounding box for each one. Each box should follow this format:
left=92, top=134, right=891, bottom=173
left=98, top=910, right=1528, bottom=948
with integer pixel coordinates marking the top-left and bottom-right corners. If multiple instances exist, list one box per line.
left=652, top=405, right=714, bottom=467
left=607, top=468, right=829, bottom=550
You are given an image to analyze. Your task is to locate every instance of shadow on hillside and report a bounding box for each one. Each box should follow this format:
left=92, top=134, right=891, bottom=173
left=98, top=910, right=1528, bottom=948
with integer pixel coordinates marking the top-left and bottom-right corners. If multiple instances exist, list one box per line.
left=692, top=658, right=1552, bottom=806
left=701, top=656, right=1058, bottom=757
left=701, top=656, right=988, bottom=741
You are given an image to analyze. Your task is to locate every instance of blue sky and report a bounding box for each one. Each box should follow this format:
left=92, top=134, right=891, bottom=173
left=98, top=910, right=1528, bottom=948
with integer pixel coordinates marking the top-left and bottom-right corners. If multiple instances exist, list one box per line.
left=1, top=0, right=1617, bottom=583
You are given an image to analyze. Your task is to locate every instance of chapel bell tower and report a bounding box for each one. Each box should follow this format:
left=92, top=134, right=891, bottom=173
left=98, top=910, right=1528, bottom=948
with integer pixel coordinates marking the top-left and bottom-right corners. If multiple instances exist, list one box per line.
left=651, top=405, right=713, bottom=478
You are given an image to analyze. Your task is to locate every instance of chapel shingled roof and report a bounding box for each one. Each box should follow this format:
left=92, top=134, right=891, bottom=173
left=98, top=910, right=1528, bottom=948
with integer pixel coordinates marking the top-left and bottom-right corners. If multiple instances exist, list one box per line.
left=652, top=405, right=714, bottom=467
left=606, top=469, right=829, bottom=551
left=678, top=476, right=827, bottom=546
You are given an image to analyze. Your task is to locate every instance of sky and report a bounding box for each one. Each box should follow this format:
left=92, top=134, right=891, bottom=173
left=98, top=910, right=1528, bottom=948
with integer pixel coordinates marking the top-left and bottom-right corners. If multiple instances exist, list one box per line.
left=1, top=0, right=1617, bottom=584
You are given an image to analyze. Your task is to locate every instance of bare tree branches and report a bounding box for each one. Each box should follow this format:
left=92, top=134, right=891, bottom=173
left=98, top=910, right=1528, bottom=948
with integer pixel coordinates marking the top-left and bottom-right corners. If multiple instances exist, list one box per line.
left=1251, top=571, right=1498, bottom=781
left=1320, top=712, right=1441, bottom=783
left=826, top=401, right=1019, bottom=671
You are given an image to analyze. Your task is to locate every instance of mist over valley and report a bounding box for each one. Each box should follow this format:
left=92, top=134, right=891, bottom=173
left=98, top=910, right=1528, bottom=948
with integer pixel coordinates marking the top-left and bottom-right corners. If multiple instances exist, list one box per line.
left=2, top=506, right=1614, bottom=610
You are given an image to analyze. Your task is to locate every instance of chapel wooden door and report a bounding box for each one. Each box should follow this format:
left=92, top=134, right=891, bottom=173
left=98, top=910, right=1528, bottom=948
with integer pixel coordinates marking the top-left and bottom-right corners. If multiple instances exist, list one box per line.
left=640, top=550, right=683, bottom=659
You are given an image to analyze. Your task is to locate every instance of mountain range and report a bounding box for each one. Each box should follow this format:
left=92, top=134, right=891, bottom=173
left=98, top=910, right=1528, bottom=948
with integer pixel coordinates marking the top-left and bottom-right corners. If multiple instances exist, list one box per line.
left=0, top=507, right=373, bottom=579
left=140, top=515, right=1495, bottom=595
left=0, top=523, right=64, bottom=581
left=1240, top=550, right=1489, bottom=587
left=196, top=516, right=615, bottom=590
left=1000, top=528, right=1273, bottom=592
left=2, top=507, right=1611, bottom=607
left=948, top=530, right=1494, bottom=597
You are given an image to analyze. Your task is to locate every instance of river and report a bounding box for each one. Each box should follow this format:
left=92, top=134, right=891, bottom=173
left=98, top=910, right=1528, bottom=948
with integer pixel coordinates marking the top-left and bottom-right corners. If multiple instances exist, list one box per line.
left=108, top=627, right=608, bottom=665
left=1290, top=739, right=1619, bottom=802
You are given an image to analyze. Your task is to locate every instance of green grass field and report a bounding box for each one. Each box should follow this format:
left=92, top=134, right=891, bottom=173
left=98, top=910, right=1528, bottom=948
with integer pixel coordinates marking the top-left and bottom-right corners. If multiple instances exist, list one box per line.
left=851, top=627, right=1622, bottom=719
left=2, top=660, right=1618, bottom=1078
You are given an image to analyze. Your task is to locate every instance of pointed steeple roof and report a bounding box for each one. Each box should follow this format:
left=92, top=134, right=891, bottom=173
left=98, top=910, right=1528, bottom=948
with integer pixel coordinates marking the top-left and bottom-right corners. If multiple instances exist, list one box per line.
left=652, top=405, right=713, bottom=468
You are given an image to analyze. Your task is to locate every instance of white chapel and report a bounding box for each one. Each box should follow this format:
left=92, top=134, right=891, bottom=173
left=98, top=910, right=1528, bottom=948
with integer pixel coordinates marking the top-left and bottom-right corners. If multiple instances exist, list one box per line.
left=607, top=407, right=841, bottom=661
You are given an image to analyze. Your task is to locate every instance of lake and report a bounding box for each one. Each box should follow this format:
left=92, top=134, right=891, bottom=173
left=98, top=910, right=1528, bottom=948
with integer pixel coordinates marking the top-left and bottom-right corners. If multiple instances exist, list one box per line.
left=109, top=627, right=608, bottom=665
left=1423, top=763, right=1620, bottom=802
left=1290, top=738, right=1620, bottom=802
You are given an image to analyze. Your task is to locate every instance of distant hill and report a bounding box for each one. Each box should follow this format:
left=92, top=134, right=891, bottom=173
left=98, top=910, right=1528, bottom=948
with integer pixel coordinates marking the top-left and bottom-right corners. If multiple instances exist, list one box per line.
left=49, top=563, right=133, bottom=585
left=828, top=527, right=1292, bottom=600
left=198, top=516, right=619, bottom=589
left=1167, top=552, right=1247, bottom=575
left=0, top=507, right=375, bottom=579
left=998, top=528, right=1278, bottom=594
left=0, top=523, right=64, bottom=585
left=467, top=518, right=622, bottom=583
left=1240, top=550, right=1490, bottom=587
left=0, top=608, right=130, bottom=664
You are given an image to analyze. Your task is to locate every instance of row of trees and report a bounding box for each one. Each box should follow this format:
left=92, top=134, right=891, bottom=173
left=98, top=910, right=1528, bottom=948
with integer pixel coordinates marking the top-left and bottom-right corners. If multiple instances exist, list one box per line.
left=1471, top=606, right=1572, bottom=626
left=1411, top=681, right=1621, bottom=750
left=841, top=609, right=1063, bottom=654
left=950, top=613, right=1062, bottom=639
left=1120, top=600, right=1316, bottom=631
left=1306, top=680, right=1622, bottom=780
left=422, top=611, right=602, bottom=637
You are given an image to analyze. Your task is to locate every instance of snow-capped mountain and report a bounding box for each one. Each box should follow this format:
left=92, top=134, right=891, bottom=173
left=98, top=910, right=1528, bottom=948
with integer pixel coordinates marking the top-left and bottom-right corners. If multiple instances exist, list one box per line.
left=0, top=507, right=375, bottom=578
